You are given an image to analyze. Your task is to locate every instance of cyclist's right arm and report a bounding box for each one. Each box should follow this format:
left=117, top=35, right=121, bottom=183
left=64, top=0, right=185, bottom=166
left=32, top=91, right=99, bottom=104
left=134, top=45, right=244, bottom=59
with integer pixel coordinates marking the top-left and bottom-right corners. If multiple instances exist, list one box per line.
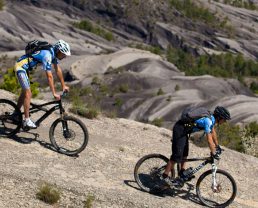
left=46, top=71, right=60, bottom=100
left=206, top=132, right=216, bottom=155
left=42, top=51, right=60, bottom=100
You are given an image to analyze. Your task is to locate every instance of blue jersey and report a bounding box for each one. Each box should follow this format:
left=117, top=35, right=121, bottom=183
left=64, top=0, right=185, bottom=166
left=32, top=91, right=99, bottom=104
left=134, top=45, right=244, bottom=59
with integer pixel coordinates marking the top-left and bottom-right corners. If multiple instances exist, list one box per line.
left=192, top=115, right=216, bottom=134
left=15, top=47, right=58, bottom=72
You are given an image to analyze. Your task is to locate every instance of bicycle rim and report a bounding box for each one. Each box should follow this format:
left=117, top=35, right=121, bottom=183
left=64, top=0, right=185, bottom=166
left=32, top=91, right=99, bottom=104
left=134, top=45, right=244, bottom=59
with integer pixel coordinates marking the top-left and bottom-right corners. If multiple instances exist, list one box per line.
left=134, top=154, right=169, bottom=192
left=49, top=116, right=88, bottom=156
left=0, top=99, right=22, bottom=137
left=196, top=169, right=237, bottom=208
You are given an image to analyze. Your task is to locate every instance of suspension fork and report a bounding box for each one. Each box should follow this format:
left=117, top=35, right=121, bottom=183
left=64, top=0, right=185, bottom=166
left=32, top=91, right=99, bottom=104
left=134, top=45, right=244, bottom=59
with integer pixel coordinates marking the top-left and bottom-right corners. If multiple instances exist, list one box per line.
left=211, top=163, right=218, bottom=191
left=59, top=100, right=68, bottom=133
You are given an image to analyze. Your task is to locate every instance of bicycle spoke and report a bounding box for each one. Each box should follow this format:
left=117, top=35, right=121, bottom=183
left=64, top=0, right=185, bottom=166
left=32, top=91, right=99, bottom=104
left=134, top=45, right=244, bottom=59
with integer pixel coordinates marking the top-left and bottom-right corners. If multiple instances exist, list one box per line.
left=198, top=171, right=236, bottom=207
left=134, top=155, right=169, bottom=192
left=53, top=121, right=84, bottom=151
left=50, top=116, right=88, bottom=155
left=0, top=100, right=21, bottom=137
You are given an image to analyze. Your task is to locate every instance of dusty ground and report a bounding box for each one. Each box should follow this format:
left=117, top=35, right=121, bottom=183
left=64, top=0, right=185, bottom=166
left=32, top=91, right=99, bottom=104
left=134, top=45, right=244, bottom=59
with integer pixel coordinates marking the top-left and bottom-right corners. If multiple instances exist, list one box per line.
left=0, top=90, right=258, bottom=208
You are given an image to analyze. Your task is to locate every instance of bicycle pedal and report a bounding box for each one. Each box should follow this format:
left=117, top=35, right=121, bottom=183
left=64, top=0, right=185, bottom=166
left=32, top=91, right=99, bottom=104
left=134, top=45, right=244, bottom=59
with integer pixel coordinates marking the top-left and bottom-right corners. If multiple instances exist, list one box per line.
left=22, top=126, right=30, bottom=132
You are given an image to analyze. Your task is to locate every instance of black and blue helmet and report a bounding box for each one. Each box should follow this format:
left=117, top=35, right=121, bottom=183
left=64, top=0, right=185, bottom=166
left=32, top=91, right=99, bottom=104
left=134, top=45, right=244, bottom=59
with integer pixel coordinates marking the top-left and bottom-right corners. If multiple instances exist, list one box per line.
left=214, top=106, right=231, bottom=120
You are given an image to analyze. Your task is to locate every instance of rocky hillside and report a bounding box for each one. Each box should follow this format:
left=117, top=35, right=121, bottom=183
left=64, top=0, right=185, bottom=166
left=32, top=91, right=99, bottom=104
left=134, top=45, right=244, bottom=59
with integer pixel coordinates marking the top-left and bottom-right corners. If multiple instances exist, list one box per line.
left=1, top=0, right=258, bottom=127
left=0, top=89, right=258, bottom=208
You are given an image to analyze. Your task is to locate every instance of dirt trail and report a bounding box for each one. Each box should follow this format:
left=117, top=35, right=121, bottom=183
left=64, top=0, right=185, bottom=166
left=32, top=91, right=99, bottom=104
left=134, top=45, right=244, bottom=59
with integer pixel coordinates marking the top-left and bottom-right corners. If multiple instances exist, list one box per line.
left=0, top=91, right=258, bottom=207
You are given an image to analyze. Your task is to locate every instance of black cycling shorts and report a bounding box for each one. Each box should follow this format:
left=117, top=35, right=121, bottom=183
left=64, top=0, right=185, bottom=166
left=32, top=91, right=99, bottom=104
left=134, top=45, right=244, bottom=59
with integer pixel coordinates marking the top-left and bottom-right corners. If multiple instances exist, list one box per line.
left=170, top=120, right=189, bottom=163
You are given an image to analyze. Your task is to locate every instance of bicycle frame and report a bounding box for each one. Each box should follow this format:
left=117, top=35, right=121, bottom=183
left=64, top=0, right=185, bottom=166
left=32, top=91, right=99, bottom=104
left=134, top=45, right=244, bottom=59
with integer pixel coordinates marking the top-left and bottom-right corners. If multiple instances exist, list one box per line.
left=164, top=156, right=218, bottom=186
left=180, top=156, right=215, bottom=176
left=23, top=99, right=65, bottom=127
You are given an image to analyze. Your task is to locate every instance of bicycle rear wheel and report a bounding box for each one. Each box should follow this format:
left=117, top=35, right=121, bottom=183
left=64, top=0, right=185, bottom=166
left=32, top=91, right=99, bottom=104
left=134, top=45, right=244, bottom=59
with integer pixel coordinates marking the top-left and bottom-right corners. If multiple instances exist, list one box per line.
left=49, top=116, right=89, bottom=156
left=196, top=169, right=237, bottom=208
left=134, top=154, right=169, bottom=192
left=0, top=99, right=22, bottom=137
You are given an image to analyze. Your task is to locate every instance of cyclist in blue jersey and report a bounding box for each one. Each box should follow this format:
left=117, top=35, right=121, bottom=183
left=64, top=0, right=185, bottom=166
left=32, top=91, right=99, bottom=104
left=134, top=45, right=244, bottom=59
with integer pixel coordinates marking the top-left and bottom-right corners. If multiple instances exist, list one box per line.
left=14, top=39, right=71, bottom=128
left=161, top=106, right=231, bottom=186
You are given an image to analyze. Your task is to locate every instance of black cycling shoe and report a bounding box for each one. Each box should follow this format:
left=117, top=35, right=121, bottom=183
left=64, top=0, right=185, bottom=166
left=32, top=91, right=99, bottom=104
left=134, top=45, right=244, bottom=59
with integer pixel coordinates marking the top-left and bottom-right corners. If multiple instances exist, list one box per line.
left=184, top=175, right=195, bottom=182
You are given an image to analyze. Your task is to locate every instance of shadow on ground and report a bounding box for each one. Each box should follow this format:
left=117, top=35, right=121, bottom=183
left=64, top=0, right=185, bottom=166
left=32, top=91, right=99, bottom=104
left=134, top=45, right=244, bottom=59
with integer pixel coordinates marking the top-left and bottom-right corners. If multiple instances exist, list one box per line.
left=124, top=179, right=203, bottom=206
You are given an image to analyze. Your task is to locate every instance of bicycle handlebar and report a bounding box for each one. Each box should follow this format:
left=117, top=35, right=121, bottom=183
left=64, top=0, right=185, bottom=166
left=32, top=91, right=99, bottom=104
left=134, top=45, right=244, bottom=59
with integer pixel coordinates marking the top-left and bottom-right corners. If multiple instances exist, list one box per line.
left=61, top=90, right=68, bottom=98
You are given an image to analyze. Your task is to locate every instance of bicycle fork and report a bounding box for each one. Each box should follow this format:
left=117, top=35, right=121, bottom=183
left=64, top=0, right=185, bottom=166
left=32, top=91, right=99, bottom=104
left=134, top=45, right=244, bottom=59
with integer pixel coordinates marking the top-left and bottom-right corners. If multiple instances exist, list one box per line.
left=211, top=163, right=220, bottom=193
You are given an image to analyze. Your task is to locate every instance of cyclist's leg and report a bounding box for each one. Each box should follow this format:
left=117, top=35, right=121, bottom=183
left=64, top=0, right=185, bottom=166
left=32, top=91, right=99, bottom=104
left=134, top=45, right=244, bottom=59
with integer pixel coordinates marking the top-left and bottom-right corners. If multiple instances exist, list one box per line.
left=181, top=137, right=189, bottom=170
left=16, top=70, right=31, bottom=119
left=164, top=121, right=188, bottom=176
left=17, top=90, right=25, bottom=110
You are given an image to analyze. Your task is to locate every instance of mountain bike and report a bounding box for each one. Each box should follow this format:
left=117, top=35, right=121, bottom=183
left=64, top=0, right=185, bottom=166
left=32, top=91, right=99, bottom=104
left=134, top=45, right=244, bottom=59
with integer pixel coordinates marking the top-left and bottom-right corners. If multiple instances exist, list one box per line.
left=0, top=92, right=89, bottom=156
left=134, top=150, right=237, bottom=208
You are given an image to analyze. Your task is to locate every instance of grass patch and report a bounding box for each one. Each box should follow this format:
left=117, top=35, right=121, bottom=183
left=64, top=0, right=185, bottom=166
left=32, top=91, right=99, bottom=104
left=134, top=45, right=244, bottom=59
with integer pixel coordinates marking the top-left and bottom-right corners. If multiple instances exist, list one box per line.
left=73, top=19, right=114, bottom=41
left=0, top=0, right=5, bottom=10
left=119, top=84, right=129, bottom=93
left=113, top=97, right=123, bottom=107
left=91, top=76, right=101, bottom=85
left=250, top=81, right=258, bottom=94
left=133, top=43, right=162, bottom=55
left=151, top=118, right=164, bottom=127
left=157, top=88, right=164, bottom=96
left=169, top=0, right=217, bottom=24
left=70, top=105, right=99, bottom=119
left=166, top=46, right=258, bottom=79
left=175, top=84, right=180, bottom=91
left=0, top=68, right=39, bottom=97
left=84, top=194, right=95, bottom=208
left=222, top=0, right=256, bottom=10
left=36, top=182, right=61, bottom=205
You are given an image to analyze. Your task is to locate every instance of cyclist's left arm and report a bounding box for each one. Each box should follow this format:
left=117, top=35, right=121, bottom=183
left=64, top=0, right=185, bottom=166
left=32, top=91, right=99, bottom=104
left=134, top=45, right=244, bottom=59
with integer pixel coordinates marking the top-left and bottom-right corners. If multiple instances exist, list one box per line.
left=211, top=127, right=219, bottom=147
left=204, top=118, right=217, bottom=154
left=53, top=63, right=69, bottom=92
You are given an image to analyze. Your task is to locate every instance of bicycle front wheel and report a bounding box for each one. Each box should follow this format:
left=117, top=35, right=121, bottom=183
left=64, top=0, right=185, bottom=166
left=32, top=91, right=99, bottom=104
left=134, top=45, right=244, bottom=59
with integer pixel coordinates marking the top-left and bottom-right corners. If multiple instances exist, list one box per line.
left=196, top=169, right=237, bottom=208
left=0, top=99, right=22, bottom=137
left=49, top=116, right=89, bottom=156
left=134, top=154, right=169, bottom=192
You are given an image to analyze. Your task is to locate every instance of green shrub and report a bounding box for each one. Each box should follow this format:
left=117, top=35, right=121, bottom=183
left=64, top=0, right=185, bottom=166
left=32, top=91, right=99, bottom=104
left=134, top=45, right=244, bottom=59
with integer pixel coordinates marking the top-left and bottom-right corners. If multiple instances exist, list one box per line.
left=36, top=182, right=60, bottom=205
left=0, top=68, right=19, bottom=93
left=91, top=76, right=101, bottom=85
left=134, top=44, right=162, bottom=55
left=80, top=86, right=93, bottom=96
left=244, top=121, right=258, bottom=138
left=70, top=105, right=99, bottom=119
left=0, top=68, right=39, bottom=97
left=0, top=0, right=5, bottom=10
left=166, top=95, right=172, bottom=101
left=157, top=88, right=164, bottom=96
left=217, top=123, right=244, bottom=152
left=84, top=194, right=95, bottom=208
left=99, top=84, right=109, bottom=94
left=223, top=0, right=256, bottom=10
left=169, top=0, right=216, bottom=24
left=102, top=109, right=117, bottom=118
left=73, top=19, right=114, bottom=41
left=151, top=118, right=164, bottom=127
left=114, top=97, right=123, bottom=107
left=175, top=85, right=180, bottom=91
left=250, top=81, right=258, bottom=94
left=119, top=84, right=129, bottom=93
left=166, top=46, right=258, bottom=78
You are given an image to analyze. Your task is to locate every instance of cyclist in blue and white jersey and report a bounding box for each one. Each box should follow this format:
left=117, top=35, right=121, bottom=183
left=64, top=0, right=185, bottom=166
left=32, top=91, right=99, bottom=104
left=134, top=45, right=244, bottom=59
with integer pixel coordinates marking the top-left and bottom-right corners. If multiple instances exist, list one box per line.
left=15, top=40, right=71, bottom=128
left=161, top=106, right=231, bottom=186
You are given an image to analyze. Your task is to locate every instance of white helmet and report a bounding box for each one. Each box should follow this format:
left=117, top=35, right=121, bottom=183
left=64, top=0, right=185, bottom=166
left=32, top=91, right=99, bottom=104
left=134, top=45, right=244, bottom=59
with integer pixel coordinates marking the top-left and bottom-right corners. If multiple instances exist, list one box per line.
left=54, top=39, right=71, bottom=56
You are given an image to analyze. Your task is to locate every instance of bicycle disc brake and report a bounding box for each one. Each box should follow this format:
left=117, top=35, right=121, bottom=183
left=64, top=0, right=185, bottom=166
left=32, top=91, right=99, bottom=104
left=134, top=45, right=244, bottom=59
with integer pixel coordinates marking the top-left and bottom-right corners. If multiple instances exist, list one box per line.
left=63, top=129, right=75, bottom=141
left=150, top=167, right=162, bottom=179
left=212, top=184, right=222, bottom=193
